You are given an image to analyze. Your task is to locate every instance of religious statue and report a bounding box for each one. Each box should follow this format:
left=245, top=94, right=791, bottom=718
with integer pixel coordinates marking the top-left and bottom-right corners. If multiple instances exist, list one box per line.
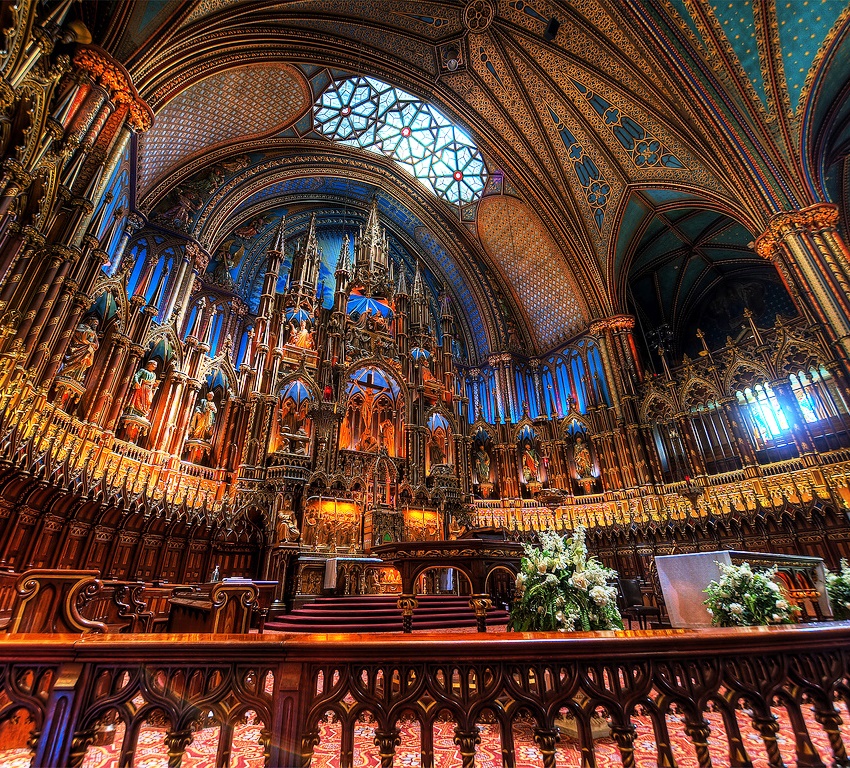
left=288, top=318, right=314, bottom=349
left=275, top=501, right=300, bottom=543
left=379, top=418, right=394, bottom=454
left=302, top=508, right=319, bottom=546
left=357, top=430, right=379, bottom=452
left=189, top=392, right=216, bottom=440
left=126, top=361, right=159, bottom=420
left=474, top=446, right=491, bottom=485
left=289, top=425, right=309, bottom=455
left=339, top=414, right=352, bottom=450
left=59, top=317, right=99, bottom=381
left=574, top=435, right=593, bottom=478
left=360, top=388, right=376, bottom=430
left=521, top=440, right=540, bottom=483
left=429, top=434, right=445, bottom=465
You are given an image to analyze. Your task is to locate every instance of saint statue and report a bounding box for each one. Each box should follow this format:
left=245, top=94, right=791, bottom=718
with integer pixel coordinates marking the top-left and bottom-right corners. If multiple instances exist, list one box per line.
left=288, top=319, right=314, bottom=349
left=379, top=418, right=394, bottom=455
left=521, top=440, right=540, bottom=483
left=360, top=388, right=376, bottom=430
left=339, top=414, right=352, bottom=450
left=59, top=317, right=99, bottom=381
left=275, top=499, right=299, bottom=543
left=126, top=361, right=159, bottom=420
left=190, top=392, right=217, bottom=440
left=474, top=446, right=491, bottom=485
left=429, top=434, right=445, bottom=465
left=357, top=430, right=379, bottom=452
left=574, top=435, right=593, bottom=478
left=290, top=425, right=309, bottom=454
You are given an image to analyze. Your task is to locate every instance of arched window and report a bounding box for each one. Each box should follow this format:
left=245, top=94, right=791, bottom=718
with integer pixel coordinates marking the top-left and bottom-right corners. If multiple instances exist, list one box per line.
left=735, top=384, right=790, bottom=449
left=586, top=342, right=610, bottom=406
left=525, top=371, right=539, bottom=418
left=541, top=366, right=557, bottom=418
left=790, top=366, right=848, bottom=422
left=236, top=326, right=252, bottom=367
left=570, top=351, right=587, bottom=413
left=514, top=367, right=526, bottom=420
left=486, top=369, right=498, bottom=422
left=554, top=356, right=571, bottom=413
left=125, top=239, right=148, bottom=296
left=689, top=400, right=740, bottom=474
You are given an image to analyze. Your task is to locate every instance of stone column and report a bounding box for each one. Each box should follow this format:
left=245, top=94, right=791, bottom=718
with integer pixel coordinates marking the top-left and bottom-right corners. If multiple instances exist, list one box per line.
left=755, top=204, right=850, bottom=377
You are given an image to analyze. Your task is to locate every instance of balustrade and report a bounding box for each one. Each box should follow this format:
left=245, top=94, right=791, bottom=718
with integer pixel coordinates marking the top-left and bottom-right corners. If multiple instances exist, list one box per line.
left=0, top=624, right=849, bottom=767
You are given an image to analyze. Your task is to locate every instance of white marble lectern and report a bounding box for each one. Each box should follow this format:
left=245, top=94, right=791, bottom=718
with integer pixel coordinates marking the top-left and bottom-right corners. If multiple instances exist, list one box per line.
left=655, top=550, right=830, bottom=628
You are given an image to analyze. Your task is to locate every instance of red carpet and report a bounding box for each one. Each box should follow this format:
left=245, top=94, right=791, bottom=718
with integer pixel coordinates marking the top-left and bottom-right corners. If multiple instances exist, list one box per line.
left=265, top=595, right=510, bottom=633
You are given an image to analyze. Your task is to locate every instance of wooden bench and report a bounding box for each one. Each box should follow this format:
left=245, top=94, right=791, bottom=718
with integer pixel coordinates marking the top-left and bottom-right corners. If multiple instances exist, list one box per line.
left=142, top=584, right=179, bottom=632
left=252, top=581, right=278, bottom=633
left=167, top=579, right=259, bottom=634
left=0, top=569, right=19, bottom=630
left=6, top=569, right=107, bottom=634
left=78, top=580, right=152, bottom=633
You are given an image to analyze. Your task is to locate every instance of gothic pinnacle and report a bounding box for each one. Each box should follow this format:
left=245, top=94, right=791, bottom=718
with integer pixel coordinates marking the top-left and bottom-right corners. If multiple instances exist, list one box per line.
left=272, top=217, right=286, bottom=253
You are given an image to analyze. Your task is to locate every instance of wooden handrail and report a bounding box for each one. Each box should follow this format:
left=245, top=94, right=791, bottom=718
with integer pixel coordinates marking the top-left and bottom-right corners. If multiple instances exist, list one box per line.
left=2, top=623, right=850, bottom=767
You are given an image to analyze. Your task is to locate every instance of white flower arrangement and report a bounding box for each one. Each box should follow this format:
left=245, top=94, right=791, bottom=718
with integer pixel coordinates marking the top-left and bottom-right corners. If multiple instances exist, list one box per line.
left=508, top=527, right=623, bottom=632
left=825, top=559, right=850, bottom=620
left=703, top=562, right=799, bottom=627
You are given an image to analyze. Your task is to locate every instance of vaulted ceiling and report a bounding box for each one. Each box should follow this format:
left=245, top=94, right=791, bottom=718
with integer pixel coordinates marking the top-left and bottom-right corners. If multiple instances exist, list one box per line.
left=82, top=0, right=850, bottom=361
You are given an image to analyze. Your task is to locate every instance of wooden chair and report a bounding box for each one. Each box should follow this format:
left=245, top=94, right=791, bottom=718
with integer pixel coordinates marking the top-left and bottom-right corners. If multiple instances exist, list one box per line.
left=617, top=578, right=661, bottom=630
left=7, top=569, right=107, bottom=634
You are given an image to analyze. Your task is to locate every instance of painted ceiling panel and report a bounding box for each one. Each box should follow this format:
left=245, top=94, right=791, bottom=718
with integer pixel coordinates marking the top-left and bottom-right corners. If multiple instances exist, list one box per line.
left=776, top=0, right=846, bottom=99
left=137, top=64, right=309, bottom=197
left=707, top=0, right=765, bottom=106
left=478, top=195, right=586, bottom=350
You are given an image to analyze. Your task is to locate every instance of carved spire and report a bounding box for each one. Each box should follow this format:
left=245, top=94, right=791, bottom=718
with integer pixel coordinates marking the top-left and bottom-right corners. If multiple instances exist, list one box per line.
left=395, top=265, right=409, bottom=296
left=363, top=195, right=382, bottom=247
left=271, top=217, right=286, bottom=254
left=336, top=233, right=352, bottom=278
left=412, top=261, right=426, bottom=298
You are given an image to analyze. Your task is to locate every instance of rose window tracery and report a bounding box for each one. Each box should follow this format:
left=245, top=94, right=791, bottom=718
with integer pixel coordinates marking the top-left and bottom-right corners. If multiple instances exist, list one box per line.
left=314, top=76, right=487, bottom=206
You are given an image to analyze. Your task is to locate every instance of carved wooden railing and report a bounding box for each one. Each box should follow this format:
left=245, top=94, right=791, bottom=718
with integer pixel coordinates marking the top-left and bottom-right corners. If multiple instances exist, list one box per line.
left=2, top=623, right=850, bottom=767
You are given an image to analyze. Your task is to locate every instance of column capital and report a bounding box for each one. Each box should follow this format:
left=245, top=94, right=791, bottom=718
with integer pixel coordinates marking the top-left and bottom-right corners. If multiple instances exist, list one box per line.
left=72, top=46, right=153, bottom=132
left=589, top=315, right=636, bottom=334
left=755, top=203, right=840, bottom=259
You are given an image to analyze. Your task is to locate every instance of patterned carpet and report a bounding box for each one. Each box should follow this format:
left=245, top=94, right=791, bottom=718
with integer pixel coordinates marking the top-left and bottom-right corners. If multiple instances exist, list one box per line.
left=2, top=699, right=848, bottom=766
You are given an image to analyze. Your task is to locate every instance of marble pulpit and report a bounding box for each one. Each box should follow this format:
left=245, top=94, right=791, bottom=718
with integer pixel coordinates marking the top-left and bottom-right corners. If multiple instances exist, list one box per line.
left=655, top=550, right=831, bottom=628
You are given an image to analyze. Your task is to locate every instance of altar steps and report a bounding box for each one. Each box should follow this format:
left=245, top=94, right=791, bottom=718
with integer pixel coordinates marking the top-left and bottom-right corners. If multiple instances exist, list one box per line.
left=265, top=594, right=510, bottom=633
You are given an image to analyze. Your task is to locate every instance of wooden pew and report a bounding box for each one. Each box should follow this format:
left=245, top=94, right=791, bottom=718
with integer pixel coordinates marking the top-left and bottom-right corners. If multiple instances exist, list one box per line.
left=0, top=570, right=19, bottom=630
left=142, top=584, right=179, bottom=632
left=78, top=581, right=151, bottom=633
left=167, top=579, right=259, bottom=634
left=252, top=581, right=278, bottom=633
left=7, top=569, right=106, bottom=634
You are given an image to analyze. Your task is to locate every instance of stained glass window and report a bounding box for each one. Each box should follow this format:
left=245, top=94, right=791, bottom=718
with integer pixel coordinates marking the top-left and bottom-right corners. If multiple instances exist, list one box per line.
left=314, top=76, right=487, bottom=205
left=736, top=385, right=790, bottom=447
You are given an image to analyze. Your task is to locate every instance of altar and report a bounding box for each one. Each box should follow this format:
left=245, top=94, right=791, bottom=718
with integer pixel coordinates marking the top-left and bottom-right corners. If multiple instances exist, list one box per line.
left=655, top=550, right=831, bottom=628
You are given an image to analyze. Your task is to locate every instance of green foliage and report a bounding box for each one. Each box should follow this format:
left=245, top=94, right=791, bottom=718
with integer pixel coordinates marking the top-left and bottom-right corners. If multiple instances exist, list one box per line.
left=825, top=559, right=850, bottom=620
left=703, top=562, right=799, bottom=627
left=508, top=527, right=624, bottom=632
